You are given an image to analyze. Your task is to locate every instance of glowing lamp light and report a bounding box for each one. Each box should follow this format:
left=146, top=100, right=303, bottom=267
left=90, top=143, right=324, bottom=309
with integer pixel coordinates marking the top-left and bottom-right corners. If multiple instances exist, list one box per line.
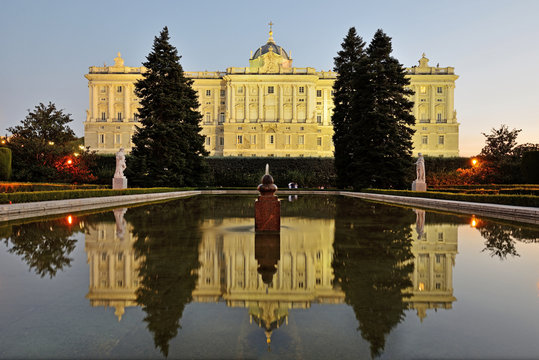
left=67, top=215, right=73, bottom=225
left=471, top=219, right=477, bottom=227
left=471, top=158, right=478, bottom=166
left=66, top=159, right=73, bottom=165
left=73, top=152, right=80, bottom=157
left=418, top=282, right=425, bottom=291
left=1, top=140, right=5, bottom=144
left=48, top=141, right=55, bottom=146
left=78, top=145, right=85, bottom=150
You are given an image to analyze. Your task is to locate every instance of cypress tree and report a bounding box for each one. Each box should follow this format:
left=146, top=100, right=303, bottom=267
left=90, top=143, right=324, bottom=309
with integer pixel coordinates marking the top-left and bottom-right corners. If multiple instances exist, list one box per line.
left=331, top=27, right=366, bottom=188
left=354, top=30, right=415, bottom=189
left=128, top=27, right=208, bottom=187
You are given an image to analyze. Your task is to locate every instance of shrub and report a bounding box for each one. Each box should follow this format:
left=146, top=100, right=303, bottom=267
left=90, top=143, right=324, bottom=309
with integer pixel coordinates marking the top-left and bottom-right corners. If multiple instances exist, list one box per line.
left=522, top=151, right=539, bottom=184
left=0, top=147, right=12, bottom=180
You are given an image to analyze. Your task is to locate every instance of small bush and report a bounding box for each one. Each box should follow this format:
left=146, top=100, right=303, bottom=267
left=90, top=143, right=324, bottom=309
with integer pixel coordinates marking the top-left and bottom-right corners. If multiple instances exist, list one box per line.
left=0, top=147, right=12, bottom=180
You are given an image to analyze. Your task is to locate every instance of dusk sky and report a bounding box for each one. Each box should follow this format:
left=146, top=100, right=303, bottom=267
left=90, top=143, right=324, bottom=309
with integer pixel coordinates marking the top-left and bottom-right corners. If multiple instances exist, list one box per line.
left=1, top=0, right=538, bottom=156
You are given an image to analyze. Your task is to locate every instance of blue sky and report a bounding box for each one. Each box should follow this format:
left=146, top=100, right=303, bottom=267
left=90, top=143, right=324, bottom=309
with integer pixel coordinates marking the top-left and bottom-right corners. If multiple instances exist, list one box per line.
left=1, top=0, right=538, bottom=156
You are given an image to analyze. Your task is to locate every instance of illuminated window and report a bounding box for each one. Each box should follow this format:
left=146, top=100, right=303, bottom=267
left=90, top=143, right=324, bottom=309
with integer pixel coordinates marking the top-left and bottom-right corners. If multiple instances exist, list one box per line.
left=317, top=137, right=322, bottom=146
left=268, top=86, right=274, bottom=94
left=206, top=90, right=211, bottom=96
left=316, top=89, right=322, bottom=97
left=438, top=135, right=445, bottom=145
left=420, top=86, right=427, bottom=94
left=299, top=86, right=305, bottom=94
left=237, top=135, right=243, bottom=144
left=298, top=135, right=304, bottom=145
left=422, top=135, right=428, bottom=145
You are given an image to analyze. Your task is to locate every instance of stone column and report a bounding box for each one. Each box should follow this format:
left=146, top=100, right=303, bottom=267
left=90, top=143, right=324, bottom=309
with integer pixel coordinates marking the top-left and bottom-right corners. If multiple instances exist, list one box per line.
left=231, top=85, right=236, bottom=123
left=258, top=85, right=264, bottom=121
left=108, top=252, right=114, bottom=288
left=307, top=85, right=314, bottom=122
left=92, top=254, right=98, bottom=289
left=123, top=84, right=129, bottom=122
left=292, top=85, right=297, bottom=122
left=125, top=252, right=131, bottom=288
left=214, top=88, right=219, bottom=123
left=323, top=89, right=328, bottom=126
left=226, top=82, right=232, bottom=122
left=413, top=85, right=419, bottom=118
left=244, top=85, right=249, bottom=121
left=448, top=85, right=455, bottom=123
left=91, top=84, right=98, bottom=121
left=291, top=255, right=295, bottom=289
left=430, top=85, right=435, bottom=122
left=108, top=85, right=114, bottom=121
left=279, top=85, right=283, bottom=122
left=429, top=253, right=434, bottom=291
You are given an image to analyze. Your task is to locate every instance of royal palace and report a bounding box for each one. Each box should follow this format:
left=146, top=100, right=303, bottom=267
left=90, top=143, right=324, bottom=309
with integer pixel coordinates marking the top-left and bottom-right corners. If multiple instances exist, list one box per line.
left=84, top=28, right=459, bottom=157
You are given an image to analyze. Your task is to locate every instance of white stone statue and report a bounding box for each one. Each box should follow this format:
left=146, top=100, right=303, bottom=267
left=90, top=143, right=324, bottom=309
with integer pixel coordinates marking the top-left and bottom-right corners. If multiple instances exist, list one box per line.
left=114, top=148, right=126, bottom=178
left=416, top=153, right=425, bottom=182
left=113, top=208, right=127, bottom=240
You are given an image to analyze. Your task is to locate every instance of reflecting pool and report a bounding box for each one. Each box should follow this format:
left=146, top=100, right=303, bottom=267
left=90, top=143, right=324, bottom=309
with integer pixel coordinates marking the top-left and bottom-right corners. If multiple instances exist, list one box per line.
left=0, top=195, right=538, bottom=359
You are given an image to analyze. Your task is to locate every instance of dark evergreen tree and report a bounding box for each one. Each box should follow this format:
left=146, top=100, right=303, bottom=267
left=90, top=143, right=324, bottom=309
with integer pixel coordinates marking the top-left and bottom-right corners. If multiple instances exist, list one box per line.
left=332, top=197, right=414, bottom=358
left=331, top=27, right=366, bottom=188
left=128, top=27, right=208, bottom=187
left=332, top=29, right=415, bottom=189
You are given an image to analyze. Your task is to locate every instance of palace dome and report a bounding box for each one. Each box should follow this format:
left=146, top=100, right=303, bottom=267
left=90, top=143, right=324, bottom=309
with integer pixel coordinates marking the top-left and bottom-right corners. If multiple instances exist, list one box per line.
left=252, top=42, right=290, bottom=60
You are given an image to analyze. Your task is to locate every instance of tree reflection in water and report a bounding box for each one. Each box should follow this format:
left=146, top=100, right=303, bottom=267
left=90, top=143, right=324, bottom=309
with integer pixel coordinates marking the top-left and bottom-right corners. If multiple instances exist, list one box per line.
left=474, top=219, right=539, bottom=260
left=332, top=198, right=415, bottom=358
left=0, top=217, right=80, bottom=278
left=128, top=198, right=203, bottom=357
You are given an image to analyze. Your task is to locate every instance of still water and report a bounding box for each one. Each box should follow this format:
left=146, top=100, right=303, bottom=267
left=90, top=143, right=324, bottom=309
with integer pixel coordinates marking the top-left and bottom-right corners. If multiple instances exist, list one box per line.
left=0, top=195, right=538, bottom=359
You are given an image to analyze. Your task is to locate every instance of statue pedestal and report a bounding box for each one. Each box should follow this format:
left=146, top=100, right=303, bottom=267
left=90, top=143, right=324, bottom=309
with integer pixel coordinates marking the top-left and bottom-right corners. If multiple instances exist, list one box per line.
left=412, top=181, right=427, bottom=192
left=113, top=177, right=128, bottom=190
left=255, top=195, right=281, bottom=231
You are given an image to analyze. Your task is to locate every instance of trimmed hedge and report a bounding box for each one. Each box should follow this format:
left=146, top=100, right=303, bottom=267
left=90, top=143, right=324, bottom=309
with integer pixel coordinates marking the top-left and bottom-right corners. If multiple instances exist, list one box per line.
left=205, top=157, right=336, bottom=188
left=0, top=182, right=107, bottom=193
left=0, top=147, right=12, bottom=181
left=522, top=151, right=539, bottom=184
left=363, top=188, right=539, bottom=207
left=0, top=187, right=191, bottom=204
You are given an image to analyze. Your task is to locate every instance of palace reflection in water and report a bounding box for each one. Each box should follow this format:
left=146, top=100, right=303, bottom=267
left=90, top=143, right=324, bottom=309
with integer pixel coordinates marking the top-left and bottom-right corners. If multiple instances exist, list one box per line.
left=84, top=199, right=458, bottom=352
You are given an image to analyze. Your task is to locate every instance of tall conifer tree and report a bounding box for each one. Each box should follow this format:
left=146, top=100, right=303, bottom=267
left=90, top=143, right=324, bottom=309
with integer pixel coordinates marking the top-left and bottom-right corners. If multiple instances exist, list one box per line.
left=128, top=27, right=208, bottom=187
left=331, top=28, right=366, bottom=188
left=333, top=28, right=415, bottom=189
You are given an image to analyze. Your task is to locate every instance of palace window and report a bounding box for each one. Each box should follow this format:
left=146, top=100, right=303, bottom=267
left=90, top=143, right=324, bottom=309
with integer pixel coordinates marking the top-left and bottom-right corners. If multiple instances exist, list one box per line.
left=422, top=135, right=428, bottom=145
left=118, top=252, right=123, bottom=261
left=317, top=137, right=322, bottom=146
left=206, top=90, right=211, bottom=96
left=286, top=135, right=291, bottom=145
left=100, top=87, right=106, bottom=93
left=238, top=87, right=244, bottom=94
left=205, top=113, right=211, bottom=123
left=220, top=90, right=225, bottom=97
left=438, top=232, right=444, bottom=241
left=331, top=90, right=335, bottom=96
left=115, top=134, right=121, bottom=144
left=99, top=134, right=105, bottom=144
left=420, top=86, right=427, bottom=94
left=268, top=86, right=274, bottom=94
left=269, top=135, right=274, bottom=144
left=134, top=113, right=138, bottom=121
left=437, top=113, right=442, bottom=122
left=219, top=113, right=225, bottom=124
left=237, top=135, right=243, bottom=144
left=298, top=135, right=304, bottom=145
left=438, top=135, right=445, bottom=145
left=117, top=112, right=122, bottom=121
left=219, top=137, right=224, bottom=146
left=117, top=86, right=122, bottom=93
left=299, top=98, right=305, bottom=102
left=437, top=86, right=443, bottom=94
left=317, top=114, right=322, bottom=123
left=206, top=137, right=211, bottom=145
left=298, top=86, right=305, bottom=94
left=251, top=135, right=256, bottom=144
left=101, top=112, right=106, bottom=121
left=316, top=90, right=322, bottom=97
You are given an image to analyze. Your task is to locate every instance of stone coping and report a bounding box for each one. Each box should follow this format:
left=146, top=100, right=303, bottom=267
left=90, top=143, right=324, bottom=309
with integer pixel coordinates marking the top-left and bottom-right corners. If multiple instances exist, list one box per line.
left=0, top=189, right=537, bottom=225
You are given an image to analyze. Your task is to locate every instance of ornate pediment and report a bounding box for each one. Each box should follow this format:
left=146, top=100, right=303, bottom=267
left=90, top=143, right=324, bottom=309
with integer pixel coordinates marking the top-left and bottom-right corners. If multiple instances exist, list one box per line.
left=259, top=49, right=282, bottom=74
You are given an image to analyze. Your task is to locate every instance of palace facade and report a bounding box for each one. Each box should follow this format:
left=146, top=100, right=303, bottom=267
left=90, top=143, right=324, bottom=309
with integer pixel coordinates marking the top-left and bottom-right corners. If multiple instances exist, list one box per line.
left=84, top=29, right=459, bottom=157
